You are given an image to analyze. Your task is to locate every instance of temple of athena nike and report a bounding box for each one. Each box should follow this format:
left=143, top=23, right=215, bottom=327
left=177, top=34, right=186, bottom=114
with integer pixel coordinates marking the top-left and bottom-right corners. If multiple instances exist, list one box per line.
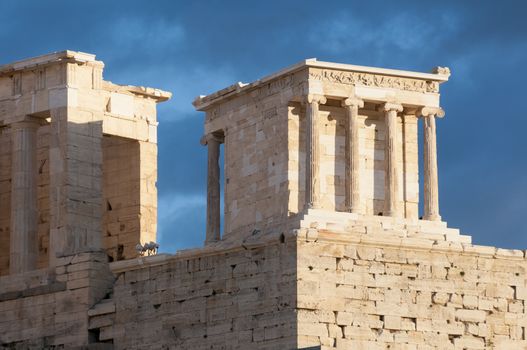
left=0, top=51, right=526, bottom=349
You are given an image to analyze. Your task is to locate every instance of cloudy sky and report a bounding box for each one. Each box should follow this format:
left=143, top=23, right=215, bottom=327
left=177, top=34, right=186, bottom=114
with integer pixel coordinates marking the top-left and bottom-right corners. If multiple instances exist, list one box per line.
left=1, top=1, right=525, bottom=251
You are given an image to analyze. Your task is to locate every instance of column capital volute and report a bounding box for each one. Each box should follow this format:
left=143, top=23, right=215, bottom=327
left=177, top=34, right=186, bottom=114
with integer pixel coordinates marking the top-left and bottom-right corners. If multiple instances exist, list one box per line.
left=342, top=97, right=364, bottom=108
left=305, top=94, right=327, bottom=105
left=379, top=102, right=403, bottom=113
left=417, top=106, right=445, bottom=118
left=200, top=131, right=224, bottom=146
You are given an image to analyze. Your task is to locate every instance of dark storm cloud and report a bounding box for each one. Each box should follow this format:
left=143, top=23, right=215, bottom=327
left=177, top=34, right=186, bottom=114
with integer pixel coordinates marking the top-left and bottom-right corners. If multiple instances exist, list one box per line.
left=1, top=0, right=525, bottom=250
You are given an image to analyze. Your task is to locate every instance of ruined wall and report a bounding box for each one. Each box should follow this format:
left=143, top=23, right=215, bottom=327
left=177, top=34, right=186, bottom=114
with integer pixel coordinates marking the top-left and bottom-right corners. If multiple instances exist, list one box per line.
left=89, top=238, right=297, bottom=349
left=295, top=231, right=527, bottom=349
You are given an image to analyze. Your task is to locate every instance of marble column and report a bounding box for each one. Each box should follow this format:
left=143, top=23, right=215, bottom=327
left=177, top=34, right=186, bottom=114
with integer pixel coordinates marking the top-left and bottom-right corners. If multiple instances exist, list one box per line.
left=342, top=97, right=364, bottom=213
left=10, top=118, right=40, bottom=274
left=419, top=107, right=444, bottom=221
left=201, top=132, right=223, bottom=243
left=381, top=103, right=403, bottom=217
left=305, top=94, right=326, bottom=209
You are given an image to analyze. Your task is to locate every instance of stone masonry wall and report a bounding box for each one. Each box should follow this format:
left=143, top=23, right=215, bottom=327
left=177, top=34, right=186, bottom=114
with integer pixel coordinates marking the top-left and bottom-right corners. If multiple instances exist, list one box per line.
left=101, top=136, right=157, bottom=261
left=295, top=230, right=527, bottom=349
left=102, top=135, right=141, bottom=262
left=89, top=237, right=297, bottom=349
left=203, top=71, right=306, bottom=241
left=0, top=252, right=114, bottom=349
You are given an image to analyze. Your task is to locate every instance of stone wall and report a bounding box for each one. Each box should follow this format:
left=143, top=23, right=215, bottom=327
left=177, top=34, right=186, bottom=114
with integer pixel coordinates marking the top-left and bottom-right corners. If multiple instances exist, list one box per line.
left=101, top=136, right=158, bottom=261
left=295, top=229, right=527, bottom=349
left=0, top=252, right=113, bottom=349
left=89, top=237, right=297, bottom=349
left=102, top=135, right=141, bottom=261
left=202, top=71, right=306, bottom=241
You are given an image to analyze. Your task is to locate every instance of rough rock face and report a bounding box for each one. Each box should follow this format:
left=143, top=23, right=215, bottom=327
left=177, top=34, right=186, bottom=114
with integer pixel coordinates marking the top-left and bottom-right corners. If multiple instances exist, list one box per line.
left=1, top=53, right=525, bottom=350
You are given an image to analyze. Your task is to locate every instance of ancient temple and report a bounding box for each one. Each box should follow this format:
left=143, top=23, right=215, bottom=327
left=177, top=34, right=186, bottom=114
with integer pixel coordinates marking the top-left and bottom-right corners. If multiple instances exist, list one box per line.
left=1, top=52, right=526, bottom=350
left=194, top=59, right=458, bottom=244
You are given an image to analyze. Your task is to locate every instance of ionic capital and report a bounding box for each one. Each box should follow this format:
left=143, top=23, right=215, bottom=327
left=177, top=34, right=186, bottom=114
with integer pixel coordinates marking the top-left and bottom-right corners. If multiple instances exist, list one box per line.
left=200, top=132, right=224, bottom=146
left=379, top=102, right=403, bottom=113
left=342, top=97, right=364, bottom=109
left=306, top=94, right=327, bottom=105
left=417, top=106, right=445, bottom=118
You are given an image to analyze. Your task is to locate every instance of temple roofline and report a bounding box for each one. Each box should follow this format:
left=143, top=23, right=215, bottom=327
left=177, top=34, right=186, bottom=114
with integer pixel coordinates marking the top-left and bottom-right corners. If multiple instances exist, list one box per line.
left=193, top=58, right=450, bottom=110
left=0, top=50, right=172, bottom=102
left=0, top=50, right=98, bottom=74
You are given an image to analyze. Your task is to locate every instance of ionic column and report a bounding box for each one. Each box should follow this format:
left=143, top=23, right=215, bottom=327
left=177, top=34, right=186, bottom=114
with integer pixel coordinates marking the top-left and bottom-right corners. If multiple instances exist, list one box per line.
left=381, top=103, right=403, bottom=217
left=418, top=107, right=445, bottom=221
left=201, top=132, right=224, bottom=243
left=305, top=94, right=326, bottom=209
left=10, top=118, right=40, bottom=274
left=342, top=97, right=364, bottom=213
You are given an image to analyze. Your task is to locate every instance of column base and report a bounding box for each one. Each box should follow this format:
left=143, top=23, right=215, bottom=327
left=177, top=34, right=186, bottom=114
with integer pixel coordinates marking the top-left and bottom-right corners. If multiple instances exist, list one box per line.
left=383, top=211, right=403, bottom=218
left=423, top=214, right=442, bottom=221
left=204, top=239, right=220, bottom=245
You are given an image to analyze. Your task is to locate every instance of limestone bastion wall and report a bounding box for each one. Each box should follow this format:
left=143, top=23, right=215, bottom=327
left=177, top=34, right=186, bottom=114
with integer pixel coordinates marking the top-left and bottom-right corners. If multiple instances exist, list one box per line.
left=80, top=226, right=527, bottom=350
left=88, top=235, right=297, bottom=349
left=295, top=229, right=527, bottom=350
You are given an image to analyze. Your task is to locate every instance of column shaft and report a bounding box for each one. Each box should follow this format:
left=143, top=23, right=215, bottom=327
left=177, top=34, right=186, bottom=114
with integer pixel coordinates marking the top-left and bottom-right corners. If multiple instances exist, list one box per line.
left=10, top=120, right=39, bottom=274
left=205, top=134, right=221, bottom=243
left=305, top=95, right=326, bottom=209
left=343, top=98, right=364, bottom=213
left=382, top=103, right=403, bottom=217
left=423, top=114, right=441, bottom=221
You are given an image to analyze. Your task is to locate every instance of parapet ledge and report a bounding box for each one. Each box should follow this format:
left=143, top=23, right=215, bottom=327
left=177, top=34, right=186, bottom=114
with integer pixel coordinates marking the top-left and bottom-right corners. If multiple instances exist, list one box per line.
left=295, top=228, right=526, bottom=260
left=110, top=231, right=293, bottom=274
left=109, top=225, right=526, bottom=274
left=102, top=81, right=172, bottom=102
left=110, top=253, right=172, bottom=274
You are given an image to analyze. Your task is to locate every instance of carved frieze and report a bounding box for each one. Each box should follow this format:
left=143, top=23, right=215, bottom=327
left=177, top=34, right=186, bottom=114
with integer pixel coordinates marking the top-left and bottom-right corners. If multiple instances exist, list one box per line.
left=309, top=69, right=439, bottom=93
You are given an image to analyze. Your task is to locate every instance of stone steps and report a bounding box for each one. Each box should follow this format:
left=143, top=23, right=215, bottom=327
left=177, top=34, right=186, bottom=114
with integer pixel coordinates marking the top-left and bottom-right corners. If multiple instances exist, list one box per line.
left=299, top=209, right=471, bottom=244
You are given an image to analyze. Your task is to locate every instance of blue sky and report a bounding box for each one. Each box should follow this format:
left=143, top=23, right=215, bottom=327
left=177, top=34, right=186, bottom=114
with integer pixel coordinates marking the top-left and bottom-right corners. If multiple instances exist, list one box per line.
left=1, top=0, right=526, bottom=251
